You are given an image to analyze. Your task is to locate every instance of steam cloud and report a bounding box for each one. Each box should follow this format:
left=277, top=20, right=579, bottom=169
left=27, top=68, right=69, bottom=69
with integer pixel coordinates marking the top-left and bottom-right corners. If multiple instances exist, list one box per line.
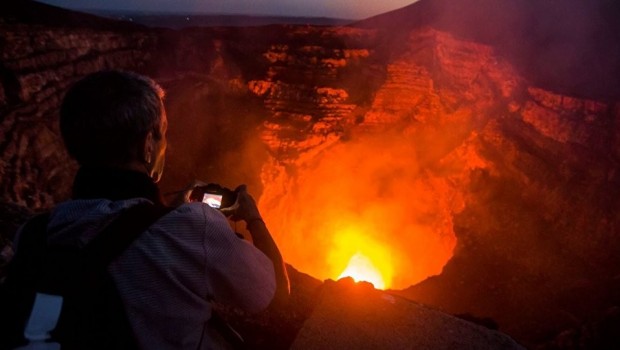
left=259, top=124, right=479, bottom=289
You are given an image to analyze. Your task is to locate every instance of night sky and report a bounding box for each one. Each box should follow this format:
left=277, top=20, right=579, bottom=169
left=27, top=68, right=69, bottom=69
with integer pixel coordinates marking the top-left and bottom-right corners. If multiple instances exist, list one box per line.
left=37, top=0, right=418, bottom=19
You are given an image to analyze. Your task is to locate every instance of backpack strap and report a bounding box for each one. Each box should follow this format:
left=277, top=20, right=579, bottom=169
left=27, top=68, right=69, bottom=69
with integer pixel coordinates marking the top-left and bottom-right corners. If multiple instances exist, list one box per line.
left=52, top=202, right=174, bottom=350
left=82, top=202, right=173, bottom=268
left=1, top=202, right=173, bottom=350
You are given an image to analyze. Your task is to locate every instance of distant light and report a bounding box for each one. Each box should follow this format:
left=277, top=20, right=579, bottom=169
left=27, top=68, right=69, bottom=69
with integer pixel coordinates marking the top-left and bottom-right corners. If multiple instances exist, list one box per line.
left=186, top=17, right=190, bottom=21
left=338, top=252, right=387, bottom=290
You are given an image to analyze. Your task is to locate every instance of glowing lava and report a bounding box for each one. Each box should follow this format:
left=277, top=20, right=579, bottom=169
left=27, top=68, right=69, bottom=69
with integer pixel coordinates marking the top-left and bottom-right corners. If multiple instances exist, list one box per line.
left=338, top=253, right=386, bottom=289
left=259, top=130, right=460, bottom=289
left=328, top=228, right=394, bottom=290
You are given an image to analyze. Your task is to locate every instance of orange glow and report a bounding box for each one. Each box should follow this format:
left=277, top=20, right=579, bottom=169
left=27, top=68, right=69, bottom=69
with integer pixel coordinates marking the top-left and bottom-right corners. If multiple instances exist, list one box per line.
left=338, top=253, right=387, bottom=289
left=330, top=228, right=393, bottom=289
left=259, top=120, right=480, bottom=289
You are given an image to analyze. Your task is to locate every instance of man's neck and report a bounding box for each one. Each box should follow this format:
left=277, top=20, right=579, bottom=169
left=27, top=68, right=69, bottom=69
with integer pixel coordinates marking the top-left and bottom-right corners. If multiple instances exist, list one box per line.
left=72, top=166, right=163, bottom=205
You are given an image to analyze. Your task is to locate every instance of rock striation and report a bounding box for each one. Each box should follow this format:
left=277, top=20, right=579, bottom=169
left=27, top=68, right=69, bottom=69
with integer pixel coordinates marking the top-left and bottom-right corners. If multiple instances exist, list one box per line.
left=246, top=26, right=379, bottom=162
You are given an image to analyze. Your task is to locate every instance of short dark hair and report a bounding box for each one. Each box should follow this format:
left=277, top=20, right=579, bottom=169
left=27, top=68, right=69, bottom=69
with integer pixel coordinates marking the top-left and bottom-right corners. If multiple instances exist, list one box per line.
left=60, top=70, right=165, bottom=166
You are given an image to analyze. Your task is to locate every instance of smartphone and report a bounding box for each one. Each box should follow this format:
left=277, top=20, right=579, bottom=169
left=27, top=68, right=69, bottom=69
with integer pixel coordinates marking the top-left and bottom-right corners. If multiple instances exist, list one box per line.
left=202, top=193, right=223, bottom=209
left=190, top=183, right=237, bottom=210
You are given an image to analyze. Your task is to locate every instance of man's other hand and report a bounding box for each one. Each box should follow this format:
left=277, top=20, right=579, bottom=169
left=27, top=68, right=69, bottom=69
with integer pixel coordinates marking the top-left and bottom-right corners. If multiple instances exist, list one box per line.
left=223, top=185, right=262, bottom=223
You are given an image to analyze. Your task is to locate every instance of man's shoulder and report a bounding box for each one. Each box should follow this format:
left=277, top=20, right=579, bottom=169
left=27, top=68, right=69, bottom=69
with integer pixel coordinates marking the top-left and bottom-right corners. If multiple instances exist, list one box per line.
left=53, top=198, right=151, bottom=217
left=167, top=202, right=228, bottom=222
left=47, top=198, right=153, bottom=245
left=155, top=202, right=234, bottom=239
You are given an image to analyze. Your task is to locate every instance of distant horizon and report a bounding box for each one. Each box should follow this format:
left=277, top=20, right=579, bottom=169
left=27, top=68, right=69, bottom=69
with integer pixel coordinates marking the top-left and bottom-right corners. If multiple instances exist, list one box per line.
left=83, top=8, right=357, bottom=21
left=37, top=0, right=419, bottom=20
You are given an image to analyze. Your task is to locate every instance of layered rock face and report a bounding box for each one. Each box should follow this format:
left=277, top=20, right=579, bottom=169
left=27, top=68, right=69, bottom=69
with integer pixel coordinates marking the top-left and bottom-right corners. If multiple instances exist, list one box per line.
left=247, top=27, right=379, bottom=160
left=2, top=1, right=620, bottom=348
left=233, top=25, right=620, bottom=346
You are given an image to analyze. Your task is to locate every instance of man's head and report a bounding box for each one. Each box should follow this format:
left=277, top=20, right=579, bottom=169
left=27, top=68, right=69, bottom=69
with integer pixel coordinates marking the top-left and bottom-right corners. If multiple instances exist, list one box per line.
left=60, top=70, right=167, bottom=182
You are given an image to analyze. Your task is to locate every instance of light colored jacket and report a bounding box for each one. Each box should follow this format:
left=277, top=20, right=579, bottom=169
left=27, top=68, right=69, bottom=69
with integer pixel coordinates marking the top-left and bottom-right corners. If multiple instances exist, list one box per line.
left=46, top=198, right=276, bottom=349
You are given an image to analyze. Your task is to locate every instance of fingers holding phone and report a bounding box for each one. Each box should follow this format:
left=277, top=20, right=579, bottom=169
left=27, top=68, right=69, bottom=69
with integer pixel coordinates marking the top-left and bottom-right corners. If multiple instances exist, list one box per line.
left=227, top=185, right=262, bottom=223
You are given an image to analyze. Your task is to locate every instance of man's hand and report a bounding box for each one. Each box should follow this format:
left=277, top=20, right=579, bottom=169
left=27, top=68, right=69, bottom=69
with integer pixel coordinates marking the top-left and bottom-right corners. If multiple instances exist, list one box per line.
left=222, top=185, right=261, bottom=223
left=167, top=180, right=207, bottom=207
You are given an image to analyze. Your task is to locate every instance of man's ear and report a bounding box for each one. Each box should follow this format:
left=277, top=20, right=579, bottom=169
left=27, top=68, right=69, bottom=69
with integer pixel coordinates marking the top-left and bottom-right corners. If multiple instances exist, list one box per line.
left=144, top=131, right=154, bottom=164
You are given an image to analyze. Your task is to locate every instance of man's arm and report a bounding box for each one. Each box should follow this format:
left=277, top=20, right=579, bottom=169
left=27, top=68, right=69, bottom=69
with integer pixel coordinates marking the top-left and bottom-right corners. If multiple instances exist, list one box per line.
left=245, top=218, right=290, bottom=306
left=231, top=186, right=290, bottom=306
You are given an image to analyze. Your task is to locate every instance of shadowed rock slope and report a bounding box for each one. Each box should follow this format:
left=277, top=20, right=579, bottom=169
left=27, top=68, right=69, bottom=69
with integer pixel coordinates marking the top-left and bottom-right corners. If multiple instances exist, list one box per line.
left=355, top=0, right=620, bottom=100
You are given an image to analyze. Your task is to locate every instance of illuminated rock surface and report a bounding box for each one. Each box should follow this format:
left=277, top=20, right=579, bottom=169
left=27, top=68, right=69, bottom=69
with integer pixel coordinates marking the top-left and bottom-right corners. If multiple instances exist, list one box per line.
left=290, top=279, right=524, bottom=350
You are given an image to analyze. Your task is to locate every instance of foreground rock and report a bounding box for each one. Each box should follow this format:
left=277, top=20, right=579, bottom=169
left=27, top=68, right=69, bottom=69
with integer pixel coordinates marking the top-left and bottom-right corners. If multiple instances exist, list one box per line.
left=291, top=279, right=524, bottom=350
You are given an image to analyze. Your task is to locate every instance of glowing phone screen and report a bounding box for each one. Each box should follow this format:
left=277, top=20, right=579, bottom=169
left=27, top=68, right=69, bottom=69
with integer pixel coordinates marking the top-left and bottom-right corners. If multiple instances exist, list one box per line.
left=202, top=194, right=223, bottom=208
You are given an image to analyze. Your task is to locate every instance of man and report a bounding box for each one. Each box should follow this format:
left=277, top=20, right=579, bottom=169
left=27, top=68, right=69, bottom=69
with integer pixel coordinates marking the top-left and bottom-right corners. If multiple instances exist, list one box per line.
left=46, top=70, right=289, bottom=348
